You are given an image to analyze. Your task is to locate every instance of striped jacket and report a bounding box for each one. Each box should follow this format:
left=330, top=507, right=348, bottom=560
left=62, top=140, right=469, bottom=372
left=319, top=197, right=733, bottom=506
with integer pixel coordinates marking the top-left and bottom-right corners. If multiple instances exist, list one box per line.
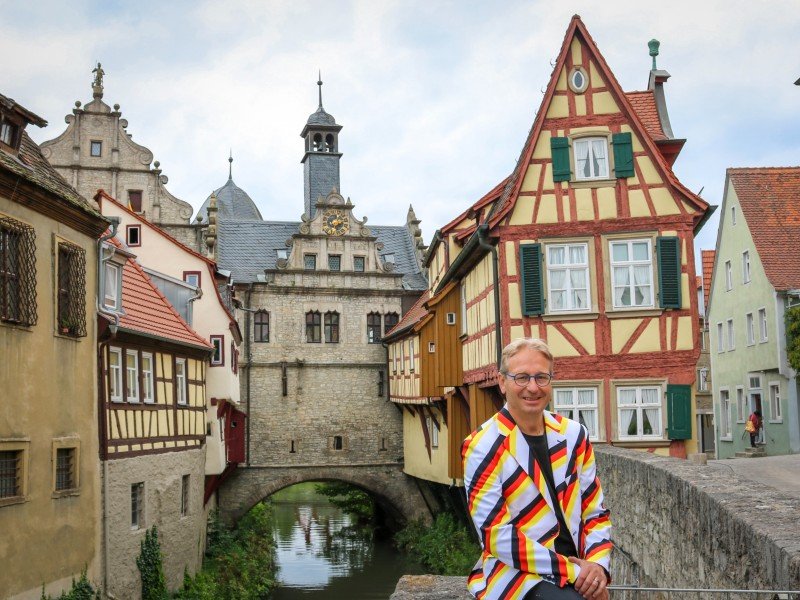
left=462, top=407, right=612, bottom=599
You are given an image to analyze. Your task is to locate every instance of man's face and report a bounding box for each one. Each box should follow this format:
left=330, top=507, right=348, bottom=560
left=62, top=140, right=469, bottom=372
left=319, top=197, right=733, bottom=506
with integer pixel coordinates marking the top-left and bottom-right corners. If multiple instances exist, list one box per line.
left=498, top=348, right=553, bottom=425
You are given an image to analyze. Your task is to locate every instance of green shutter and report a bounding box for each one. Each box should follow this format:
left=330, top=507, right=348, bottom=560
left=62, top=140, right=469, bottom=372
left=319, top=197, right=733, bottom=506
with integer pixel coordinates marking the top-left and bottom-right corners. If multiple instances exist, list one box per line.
left=520, top=244, right=544, bottom=315
left=666, top=384, right=692, bottom=440
left=612, top=132, right=634, bottom=178
left=657, top=236, right=682, bottom=309
left=551, top=137, right=571, bottom=182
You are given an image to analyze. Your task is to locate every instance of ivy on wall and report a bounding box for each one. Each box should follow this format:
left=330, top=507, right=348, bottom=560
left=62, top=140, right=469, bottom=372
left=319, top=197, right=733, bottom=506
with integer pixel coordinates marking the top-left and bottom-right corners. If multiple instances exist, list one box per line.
left=786, top=305, right=800, bottom=374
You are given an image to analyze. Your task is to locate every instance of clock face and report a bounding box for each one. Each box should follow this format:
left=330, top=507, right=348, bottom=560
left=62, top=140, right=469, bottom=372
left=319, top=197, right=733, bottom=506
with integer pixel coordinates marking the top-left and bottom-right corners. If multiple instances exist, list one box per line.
left=322, top=209, right=349, bottom=236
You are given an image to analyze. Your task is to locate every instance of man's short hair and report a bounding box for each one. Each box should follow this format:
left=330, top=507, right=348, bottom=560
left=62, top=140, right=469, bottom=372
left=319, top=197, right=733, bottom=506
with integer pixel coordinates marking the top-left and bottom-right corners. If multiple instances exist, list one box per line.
left=499, top=338, right=554, bottom=374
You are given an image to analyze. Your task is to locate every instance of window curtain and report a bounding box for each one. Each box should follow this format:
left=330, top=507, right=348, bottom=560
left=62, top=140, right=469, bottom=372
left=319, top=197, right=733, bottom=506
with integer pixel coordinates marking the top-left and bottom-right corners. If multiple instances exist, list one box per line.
left=633, top=265, right=651, bottom=305
left=613, top=266, right=630, bottom=306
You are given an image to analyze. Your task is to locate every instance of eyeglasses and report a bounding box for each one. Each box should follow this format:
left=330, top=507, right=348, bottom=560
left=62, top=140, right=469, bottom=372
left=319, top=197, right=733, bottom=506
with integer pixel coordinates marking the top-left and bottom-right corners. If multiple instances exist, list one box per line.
left=503, top=372, right=553, bottom=387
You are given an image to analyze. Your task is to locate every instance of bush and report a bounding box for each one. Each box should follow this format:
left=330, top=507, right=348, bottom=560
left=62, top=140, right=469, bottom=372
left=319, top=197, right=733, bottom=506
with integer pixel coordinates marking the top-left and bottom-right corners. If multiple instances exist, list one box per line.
left=137, top=526, right=168, bottom=600
left=314, top=481, right=375, bottom=523
left=395, top=512, right=480, bottom=576
left=40, top=569, right=99, bottom=600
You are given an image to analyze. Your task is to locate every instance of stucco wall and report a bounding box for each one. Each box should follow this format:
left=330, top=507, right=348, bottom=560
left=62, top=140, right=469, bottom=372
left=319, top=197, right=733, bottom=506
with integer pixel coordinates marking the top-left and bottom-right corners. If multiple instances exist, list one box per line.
left=402, top=407, right=451, bottom=485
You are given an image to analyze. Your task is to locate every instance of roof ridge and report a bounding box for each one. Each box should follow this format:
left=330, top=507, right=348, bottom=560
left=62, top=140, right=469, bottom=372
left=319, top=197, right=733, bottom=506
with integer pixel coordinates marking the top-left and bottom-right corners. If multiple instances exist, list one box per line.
left=728, top=166, right=800, bottom=172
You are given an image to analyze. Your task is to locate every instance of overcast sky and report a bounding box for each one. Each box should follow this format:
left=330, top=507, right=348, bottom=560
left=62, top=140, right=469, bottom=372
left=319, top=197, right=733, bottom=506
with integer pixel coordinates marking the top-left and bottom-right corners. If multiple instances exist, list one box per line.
left=5, top=0, right=800, bottom=264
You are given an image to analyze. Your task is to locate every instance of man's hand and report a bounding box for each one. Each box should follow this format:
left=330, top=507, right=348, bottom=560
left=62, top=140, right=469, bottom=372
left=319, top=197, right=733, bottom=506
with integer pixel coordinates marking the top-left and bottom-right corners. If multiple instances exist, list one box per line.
left=568, top=556, right=608, bottom=599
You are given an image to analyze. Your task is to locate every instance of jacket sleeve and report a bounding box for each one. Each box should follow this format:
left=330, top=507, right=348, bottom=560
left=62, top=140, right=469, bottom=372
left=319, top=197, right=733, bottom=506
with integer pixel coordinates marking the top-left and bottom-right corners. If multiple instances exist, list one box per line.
left=463, top=431, right=579, bottom=583
left=575, top=431, right=613, bottom=576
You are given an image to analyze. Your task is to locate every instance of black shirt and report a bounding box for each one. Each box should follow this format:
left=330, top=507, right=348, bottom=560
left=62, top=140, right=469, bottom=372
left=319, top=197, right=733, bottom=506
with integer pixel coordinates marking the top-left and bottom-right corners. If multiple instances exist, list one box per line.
left=523, top=432, right=578, bottom=558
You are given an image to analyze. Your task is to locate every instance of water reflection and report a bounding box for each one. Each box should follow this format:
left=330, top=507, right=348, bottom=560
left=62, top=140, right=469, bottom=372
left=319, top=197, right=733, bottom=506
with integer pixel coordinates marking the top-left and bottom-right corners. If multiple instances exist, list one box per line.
left=272, top=484, right=423, bottom=599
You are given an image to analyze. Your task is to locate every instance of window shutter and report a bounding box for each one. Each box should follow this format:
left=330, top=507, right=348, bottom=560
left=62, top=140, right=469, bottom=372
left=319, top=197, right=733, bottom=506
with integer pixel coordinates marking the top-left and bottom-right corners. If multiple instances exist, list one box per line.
left=666, top=384, right=692, bottom=440
left=612, top=132, right=634, bottom=178
left=550, top=137, right=571, bottom=182
left=520, top=244, right=544, bottom=315
left=657, top=236, right=682, bottom=309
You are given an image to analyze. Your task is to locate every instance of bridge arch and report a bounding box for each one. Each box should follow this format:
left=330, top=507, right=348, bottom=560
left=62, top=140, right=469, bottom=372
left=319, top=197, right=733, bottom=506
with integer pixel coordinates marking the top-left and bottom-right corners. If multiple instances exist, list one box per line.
left=218, top=464, right=433, bottom=527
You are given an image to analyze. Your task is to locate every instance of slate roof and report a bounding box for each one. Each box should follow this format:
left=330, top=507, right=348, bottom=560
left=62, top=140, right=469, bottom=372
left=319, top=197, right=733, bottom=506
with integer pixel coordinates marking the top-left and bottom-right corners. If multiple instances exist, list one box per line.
left=217, top=218, right=428, bottom=290
left=306, top=106, right=337, bottom=126
left=196, top=176, right=263, bottom=223
left=625, top=91, right=667, bottom=141
left=384, top=289, right=430, bottom=339
left=701, top=249, right=715, bottom=312
left=728, top=167, right=800, bottom=291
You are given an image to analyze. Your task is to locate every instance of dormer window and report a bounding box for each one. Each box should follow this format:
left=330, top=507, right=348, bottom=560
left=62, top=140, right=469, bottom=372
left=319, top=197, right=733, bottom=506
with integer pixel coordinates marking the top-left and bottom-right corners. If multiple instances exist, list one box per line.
left=276, top=249, right=288, bottom=260
left=0, top=119, right=19, bottom=148
left=103, top=262, right=122, bottom=311
left=383, top=253, right=395, bottom=265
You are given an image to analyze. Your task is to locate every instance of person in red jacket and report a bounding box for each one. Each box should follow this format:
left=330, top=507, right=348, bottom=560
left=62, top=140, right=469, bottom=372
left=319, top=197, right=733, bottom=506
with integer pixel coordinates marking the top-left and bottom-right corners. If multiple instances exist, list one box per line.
left=746, top=410, right=762, bottom=448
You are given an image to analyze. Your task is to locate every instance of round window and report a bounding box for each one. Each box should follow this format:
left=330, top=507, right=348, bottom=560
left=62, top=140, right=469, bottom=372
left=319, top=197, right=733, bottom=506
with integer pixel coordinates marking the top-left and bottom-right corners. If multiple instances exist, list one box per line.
left=569, top=67, right=588, bottom=93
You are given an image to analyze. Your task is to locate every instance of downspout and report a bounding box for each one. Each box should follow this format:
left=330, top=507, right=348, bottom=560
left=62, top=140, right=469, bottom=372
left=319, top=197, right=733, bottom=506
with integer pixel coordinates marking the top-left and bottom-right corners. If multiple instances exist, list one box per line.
left=186, top=286, right=203, bottom=326
left=477, top=224, right=502, bottom=368
left=245, top=284, right=253, bottom=466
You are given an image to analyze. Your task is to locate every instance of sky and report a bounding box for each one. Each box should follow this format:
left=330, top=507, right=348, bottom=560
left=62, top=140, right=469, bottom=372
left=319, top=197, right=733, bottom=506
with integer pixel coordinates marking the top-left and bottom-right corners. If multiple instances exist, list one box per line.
left=4, top=0, right=800, bottom=265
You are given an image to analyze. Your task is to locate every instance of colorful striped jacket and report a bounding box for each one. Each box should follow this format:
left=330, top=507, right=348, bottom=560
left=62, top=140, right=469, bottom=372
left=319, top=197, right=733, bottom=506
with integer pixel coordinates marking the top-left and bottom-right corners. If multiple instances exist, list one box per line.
left=462, top=407, right=612, bottom=599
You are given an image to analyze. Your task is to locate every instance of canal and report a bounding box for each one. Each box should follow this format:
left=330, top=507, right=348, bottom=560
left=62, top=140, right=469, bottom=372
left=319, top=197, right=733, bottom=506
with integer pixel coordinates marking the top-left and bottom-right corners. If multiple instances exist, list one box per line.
left=271, top=482, right=424, bottom=599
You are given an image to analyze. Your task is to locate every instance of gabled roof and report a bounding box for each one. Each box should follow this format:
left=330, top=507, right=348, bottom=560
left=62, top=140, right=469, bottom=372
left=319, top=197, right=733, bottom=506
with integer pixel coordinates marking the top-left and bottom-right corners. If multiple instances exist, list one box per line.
left=109, top=237, right=212, bottom=351
left=487, top=15, right=709, bottom=229
left=728, top=167, right=800, bottom=291
left=701, top=249, right=715, bottom=312
left=383, top=289, right=430, bottom=340
left=625, top=91, right=667, bottom=141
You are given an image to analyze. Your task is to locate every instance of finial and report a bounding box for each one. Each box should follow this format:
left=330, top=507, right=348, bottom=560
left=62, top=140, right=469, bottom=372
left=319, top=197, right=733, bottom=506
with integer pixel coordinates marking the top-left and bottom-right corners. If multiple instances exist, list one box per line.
left=317, top=70, right=323, bottom=108
left=228, top=149, right=233, bottom=180
left=648, top=39, right=660, bottom=70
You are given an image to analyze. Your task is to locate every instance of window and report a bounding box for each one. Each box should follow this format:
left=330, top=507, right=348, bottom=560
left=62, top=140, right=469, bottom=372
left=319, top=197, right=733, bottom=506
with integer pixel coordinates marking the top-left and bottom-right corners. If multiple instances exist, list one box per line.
left=306, top=311, right=321, bottom=343
left=332, top=436, right=343, bottom=451
left=384, top=312, right=399, bottom=334
left=725, top=261, right=732, bottom=291
left=142, top=352, right=154, bottom=403
left=446, top=312, right=456, bottom=325
left=546, top=243, right=590, bottom=312
left=90, top=140, right=102, bottom=157
left=55, top=448, right=76, bottom=492
left=367, top=312, right=382, bottom=343
left=210, top=335, right=224, bottom=366
left=758, top=308, right=767, bottom=342
left=0, top=216, right=36, bottom=326
left=254, top=311, right=269, bottom=342
left=727, top=319, right=735, bottom=351
left=276, top=248, right=288, bottom=261
left=57, top=241, right=87, bottom=337
left=128, top=190, right=143, bottom=213
left=742, top=251, right=751, bottom=283
left=746, top=313, right=755, bottom=346
left=731, top=206, right=736, bottom=225
left=353, top=256, right=365, bottom=272
left=769, top=383, right=782, bottom=421
left=736, top=387, right=746, bottom=422
left=697, top=368, right=709, bottom=392
left=428, top=342, right=435, bottom=353
left=573, top=137, right=609, bottom=180
left=175, top=358, right=187, bottom=405
left=131, top=482, right=144, bottom=529
left=181, top=475, right=189, bottom=517
left=554, top=388, right=599, bottom=440
left=182, top=271, right=201, bottom=288
left=409, top=339, right=416, bottom=373
left=0, top=450, right=22, bottom=499
left=617, top=385, right=662, bottom=439
left=109, top=347, right=123, bottom=402
left=126, top=225, right=141, bottom=247
left=610, top=240, right=653, bottom=308
left=426, top=416, right=439, bottom=448
left=716, top=322, right=724, bottom=353
left=328, top=254, right=341, bottom=271
left=126, top=350, right=139, bottom=402
left=719, top=390, right=731, bottom=438
left=0, top=119, right=19, bottom=147
left=324, top=311, right=339, bottom=343
left=304, top=254, right=317, bottom=270
left=383, top=253, right=395, bottom=265
left=103, top=262, right=121, bottom=310
left=568, top=67, right=588, bottom=93
left=748, top=375, right=761, bottom=390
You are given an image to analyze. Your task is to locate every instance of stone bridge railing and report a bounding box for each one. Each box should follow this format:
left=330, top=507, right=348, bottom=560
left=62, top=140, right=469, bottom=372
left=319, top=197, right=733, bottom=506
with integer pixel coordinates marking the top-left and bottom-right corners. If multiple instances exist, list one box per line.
left=391, top=446, right=800, bottom=599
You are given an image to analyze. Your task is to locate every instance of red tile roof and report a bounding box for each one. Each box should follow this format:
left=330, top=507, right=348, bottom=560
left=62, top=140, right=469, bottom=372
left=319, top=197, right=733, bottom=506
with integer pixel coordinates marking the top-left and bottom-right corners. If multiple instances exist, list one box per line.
left=729, top=167, right=800, bottom=291
left=109, top=238, right=211, bottom=350
left=384, top=290, right=430, bottom=339
left=625, top=91, right=667, bottom=141
left=701, top=249, right=715, bottom=312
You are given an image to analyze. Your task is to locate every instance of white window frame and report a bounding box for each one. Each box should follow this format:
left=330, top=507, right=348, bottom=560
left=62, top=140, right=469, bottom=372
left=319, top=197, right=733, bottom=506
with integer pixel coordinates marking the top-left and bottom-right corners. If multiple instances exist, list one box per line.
left=726, top=318, right=735, bottom=351
left=142, top=352, right=154, bottom=403
left=697, top=368, right=709, bottom=392
left=610, top=239, right=654, bottom=309
left=735, top=386, right=746, bottom=422
left=746, top=312, right=755, bottom=346
left=553, top=387, right=599, bottom=441
left=546, top=243, right=591, bottom=313
left=409, top=339, right=416, bottom=373
left=126, top=350, right=139, bottom=403
left=109, top=347, right=123, bottom=403
left=719, top=388, right=732, bottom=439
left=573, top=136, right=609, bottom=181
left=175, top=358, right=187, bottom=405
left=717, top=322, right=724, bottom=353
left=742, top=251, right=751, bottom=283
left=725, top=261, right=732, bottom=291
left=769, top=382, right=782, bottom=422
left=758, top=308, right=768, bottom=342
left=616, top=385, right=663, bottom=440
left=103, top=262, right=121, bottom=311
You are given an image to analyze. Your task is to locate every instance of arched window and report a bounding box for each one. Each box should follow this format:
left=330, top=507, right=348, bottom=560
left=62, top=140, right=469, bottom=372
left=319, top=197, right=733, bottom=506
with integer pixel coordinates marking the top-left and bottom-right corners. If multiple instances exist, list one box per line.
left=312, top=133, right=322, bottom=151
left=325, top=133, right=335, bottom=152
left=367, top=312, right=382, bottom=344
left=384, top=312, right=399, bottom=334
left=254, top=311, right=269, bottom=343
left=306, top=311, right=321, bottom=343
left=324, top=311, right=339, bottom=343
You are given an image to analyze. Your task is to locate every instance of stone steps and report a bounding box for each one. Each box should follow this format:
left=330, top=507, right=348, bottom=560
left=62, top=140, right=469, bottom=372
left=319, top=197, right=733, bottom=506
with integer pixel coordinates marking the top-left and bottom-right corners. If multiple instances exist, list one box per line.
left=735, top=447, right=766, bottom=458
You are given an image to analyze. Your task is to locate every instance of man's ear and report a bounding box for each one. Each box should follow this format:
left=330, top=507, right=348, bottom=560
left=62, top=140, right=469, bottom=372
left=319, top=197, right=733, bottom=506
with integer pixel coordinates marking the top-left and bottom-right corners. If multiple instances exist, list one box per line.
left=497, top=373, right=506, bottom=396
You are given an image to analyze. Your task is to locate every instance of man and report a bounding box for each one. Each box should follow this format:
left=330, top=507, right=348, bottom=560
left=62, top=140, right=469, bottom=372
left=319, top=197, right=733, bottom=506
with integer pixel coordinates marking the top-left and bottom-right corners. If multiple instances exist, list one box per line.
left=463, top=338, right=612, bottom=599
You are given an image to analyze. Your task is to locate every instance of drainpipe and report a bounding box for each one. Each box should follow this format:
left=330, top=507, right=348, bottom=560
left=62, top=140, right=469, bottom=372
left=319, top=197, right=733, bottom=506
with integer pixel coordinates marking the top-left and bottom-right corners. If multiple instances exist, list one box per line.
left=186, top=286, right=202, bottom=326
left=245, top=284, right=253, bottom=466
left=477, top=225, right=502, bottom=368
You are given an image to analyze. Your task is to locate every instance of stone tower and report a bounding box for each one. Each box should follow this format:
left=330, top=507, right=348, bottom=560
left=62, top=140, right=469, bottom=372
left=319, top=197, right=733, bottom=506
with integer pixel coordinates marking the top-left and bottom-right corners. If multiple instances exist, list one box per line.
left=300, top=75, right=342, bottom=220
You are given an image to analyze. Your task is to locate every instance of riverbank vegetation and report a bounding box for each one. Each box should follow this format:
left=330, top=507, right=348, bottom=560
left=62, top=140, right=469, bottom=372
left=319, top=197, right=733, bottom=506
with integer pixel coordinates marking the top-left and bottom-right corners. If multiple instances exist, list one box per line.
left=394, top=512, right=481, bottom=576
left=314, top=481, right=375, bottom=523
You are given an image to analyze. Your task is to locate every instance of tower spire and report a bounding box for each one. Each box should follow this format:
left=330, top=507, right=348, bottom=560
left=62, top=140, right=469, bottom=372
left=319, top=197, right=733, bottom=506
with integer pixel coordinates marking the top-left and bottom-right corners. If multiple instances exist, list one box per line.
left=228, top=149, right=233, bottom=180
left=317, top=70, right=323, bottom=108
